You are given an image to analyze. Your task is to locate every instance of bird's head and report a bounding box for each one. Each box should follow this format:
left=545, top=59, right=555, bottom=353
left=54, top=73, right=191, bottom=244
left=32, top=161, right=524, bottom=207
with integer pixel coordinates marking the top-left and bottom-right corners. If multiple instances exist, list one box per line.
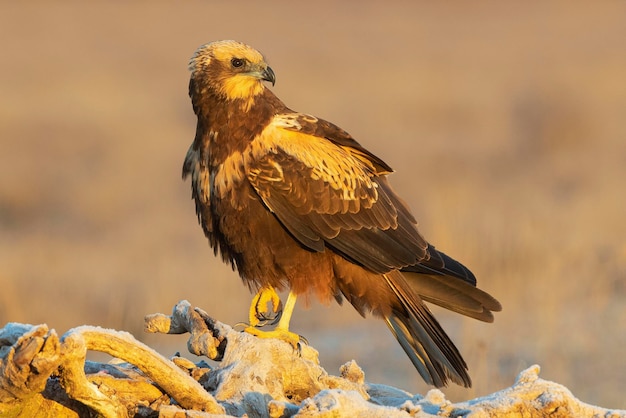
left=189, top=40, right=275, bottom=105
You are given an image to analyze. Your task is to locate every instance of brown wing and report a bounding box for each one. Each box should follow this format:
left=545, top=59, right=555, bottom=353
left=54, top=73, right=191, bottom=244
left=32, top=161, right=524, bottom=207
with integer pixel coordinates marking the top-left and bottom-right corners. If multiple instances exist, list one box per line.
left=246, top=113, right=428, bottom=274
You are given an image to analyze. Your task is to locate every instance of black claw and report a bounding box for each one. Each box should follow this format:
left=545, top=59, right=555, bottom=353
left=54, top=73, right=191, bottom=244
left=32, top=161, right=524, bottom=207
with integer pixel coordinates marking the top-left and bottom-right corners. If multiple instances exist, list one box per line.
left=233, top=322, right=248, bottom=331
left=294, top=335, right=309, bottom=356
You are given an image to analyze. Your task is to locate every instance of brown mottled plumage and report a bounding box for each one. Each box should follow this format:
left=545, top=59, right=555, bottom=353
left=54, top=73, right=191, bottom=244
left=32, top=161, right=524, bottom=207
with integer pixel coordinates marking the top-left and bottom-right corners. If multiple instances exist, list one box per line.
left=183, top=40, right=501, bottom=387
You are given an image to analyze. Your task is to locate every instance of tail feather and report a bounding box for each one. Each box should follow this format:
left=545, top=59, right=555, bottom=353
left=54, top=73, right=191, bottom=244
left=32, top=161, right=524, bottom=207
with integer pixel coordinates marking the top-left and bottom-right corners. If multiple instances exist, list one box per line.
left=385, top=316, right=444, bottom=387
left=383, top=271, right=471, bottom=387
left=403, top=272, right=502, bottom=322
left=402, top=245, right=502, bottom=322
left=335, top=245, right=501, bottom=388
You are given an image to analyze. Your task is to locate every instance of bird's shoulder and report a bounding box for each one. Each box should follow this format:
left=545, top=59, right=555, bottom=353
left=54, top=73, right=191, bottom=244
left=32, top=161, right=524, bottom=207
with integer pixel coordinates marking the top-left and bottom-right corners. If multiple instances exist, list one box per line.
left=247, top=111, right=393, bottom=178
left=266, top=112, right=392, bottom=174
left=243, top=112, right=385, bottom=204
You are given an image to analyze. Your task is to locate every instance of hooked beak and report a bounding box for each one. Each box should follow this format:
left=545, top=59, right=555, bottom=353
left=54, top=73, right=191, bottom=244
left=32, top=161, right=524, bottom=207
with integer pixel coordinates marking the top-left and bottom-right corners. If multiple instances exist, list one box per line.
left=261, top=66, right=276, bottom=86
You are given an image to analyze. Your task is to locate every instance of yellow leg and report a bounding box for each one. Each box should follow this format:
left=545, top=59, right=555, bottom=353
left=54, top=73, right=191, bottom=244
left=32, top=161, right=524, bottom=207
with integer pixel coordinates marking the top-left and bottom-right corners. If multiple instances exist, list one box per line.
left=244, top=290, right=302, bottom=349
left=275, top=290, right=297, bottom=331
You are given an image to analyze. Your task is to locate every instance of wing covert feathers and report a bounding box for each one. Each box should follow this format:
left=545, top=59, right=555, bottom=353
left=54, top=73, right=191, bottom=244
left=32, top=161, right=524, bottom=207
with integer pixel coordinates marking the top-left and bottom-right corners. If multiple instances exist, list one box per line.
left=247, top=115, right=429, bottom=272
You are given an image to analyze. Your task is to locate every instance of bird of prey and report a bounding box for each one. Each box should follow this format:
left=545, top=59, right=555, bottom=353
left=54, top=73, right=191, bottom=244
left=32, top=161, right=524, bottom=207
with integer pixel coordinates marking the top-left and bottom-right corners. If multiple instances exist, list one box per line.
left=183, top=40, right=501, bottom=388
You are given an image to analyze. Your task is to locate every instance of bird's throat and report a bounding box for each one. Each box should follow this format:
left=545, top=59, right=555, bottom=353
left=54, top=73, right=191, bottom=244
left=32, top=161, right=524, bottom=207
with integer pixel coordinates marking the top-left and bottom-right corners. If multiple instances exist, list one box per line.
left=220, top=74, right=264, bottom=111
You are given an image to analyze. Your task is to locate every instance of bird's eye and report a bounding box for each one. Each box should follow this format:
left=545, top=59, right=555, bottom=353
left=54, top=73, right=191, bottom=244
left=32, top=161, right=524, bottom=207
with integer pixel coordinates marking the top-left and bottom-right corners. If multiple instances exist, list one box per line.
left=231, top=58, right=245, bottom=68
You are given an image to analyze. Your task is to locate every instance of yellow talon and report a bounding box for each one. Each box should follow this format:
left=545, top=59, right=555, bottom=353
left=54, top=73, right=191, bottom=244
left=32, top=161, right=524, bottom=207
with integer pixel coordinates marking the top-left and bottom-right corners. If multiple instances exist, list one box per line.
left=249, top=286, right=283, bottom=327
left=244, top=290, right=304, bottom=349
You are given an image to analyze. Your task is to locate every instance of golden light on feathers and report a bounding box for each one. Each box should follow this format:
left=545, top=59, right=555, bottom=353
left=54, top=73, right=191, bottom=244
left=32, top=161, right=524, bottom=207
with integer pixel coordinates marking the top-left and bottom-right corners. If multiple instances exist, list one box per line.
left=189, top=40, right=275, bottom=106
left=183, top=40, right=501, bottom=388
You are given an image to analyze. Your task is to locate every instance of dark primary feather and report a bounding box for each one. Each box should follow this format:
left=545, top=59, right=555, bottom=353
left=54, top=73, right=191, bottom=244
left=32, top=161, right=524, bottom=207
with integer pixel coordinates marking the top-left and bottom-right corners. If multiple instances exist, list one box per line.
left=403, top=244, right=477, bottom=285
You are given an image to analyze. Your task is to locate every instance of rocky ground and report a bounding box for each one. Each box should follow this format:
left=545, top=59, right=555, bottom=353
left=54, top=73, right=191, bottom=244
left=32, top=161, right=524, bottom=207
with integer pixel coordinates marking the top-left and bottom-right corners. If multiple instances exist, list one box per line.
left=1, top=301, right=623, bottom=417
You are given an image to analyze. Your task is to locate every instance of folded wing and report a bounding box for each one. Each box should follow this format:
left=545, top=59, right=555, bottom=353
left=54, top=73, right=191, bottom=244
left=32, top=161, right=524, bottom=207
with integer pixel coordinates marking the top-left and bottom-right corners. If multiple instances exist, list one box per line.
left=247, top=113, right=429, bottom=273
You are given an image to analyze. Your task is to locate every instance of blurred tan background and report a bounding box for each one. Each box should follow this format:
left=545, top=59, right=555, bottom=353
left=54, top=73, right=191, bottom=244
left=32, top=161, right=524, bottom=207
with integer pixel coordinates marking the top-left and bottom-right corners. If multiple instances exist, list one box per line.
left=1, top=0, right=625, bottom=409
